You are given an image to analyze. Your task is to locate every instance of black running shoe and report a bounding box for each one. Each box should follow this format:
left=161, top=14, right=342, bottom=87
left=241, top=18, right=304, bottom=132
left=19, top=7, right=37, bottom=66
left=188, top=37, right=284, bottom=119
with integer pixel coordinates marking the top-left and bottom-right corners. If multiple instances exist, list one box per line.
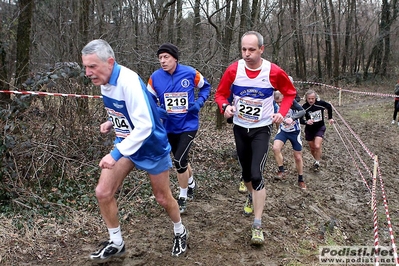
left=313, top=161, right=320, bottom=172
left=172, top=227, right=188, bottom=257
left=90, top=240, right=125, bottom=261
left=187, top=182, right=196, bottom=200
left=177, top=197, right=187, bottom=213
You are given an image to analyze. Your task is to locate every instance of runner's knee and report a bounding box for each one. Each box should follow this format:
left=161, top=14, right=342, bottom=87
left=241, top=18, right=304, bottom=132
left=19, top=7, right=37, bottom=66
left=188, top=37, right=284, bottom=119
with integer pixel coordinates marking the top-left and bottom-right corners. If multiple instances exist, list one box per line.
left=173, top=158, right=188, bottom=174
left=272, top=144, right=281, bottom=153
left=252, top=178, right=265, bottom=191
left=153, top=190, right=170, bottom=208
left=95, top=184, right=115, bottom=202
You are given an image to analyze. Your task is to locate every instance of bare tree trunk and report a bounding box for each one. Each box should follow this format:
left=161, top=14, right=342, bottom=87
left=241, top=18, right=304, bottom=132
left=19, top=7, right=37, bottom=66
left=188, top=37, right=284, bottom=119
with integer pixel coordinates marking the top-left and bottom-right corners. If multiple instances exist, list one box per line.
left=353, top=9, right=362, bottom=78
left=321, top=0, right=332, bottom=79
left=217, top=0, right=238, bottom=129
left=148, top=0, right=177, bottom=43
left=381, top=0, right=399, bottom=76
left=316, top=31, right=323, bottom=80
left=374, top=0, right=388, bottom=76
left=364, top=0, right=398, bottom=79
left=222, top=0, right=237, bottom=63
left=78, top=0, right=91, bottom=60
left=192, top=0, right=201, bottom=61
left=328, top=0, right=339, bottom=85
left=126, top=1, right=140, bottom=52
left=341, top=0, right=356, bottom=74
left=342, top=0, right=355, bottom=74
left=205, top=0, right=239, bottom=129
left=238, top=0, right=250, bottom=53
left=309, top=0, right=322, bottom=80
left=290, top=0, right=306, bottom=80
left=167, top=1, right=176, bottom=42
left=76, top=0, right=91, bottom=116
left=382, top=33, right=390, bottom=76
left=364, top=44, right=378, bottom=80
left=15, top=0, right=34, bottom=88
left=176, top=0, right=183, bottom=47
left=0, top=14, right=10, bottom=103
left=250, top=0, right=260, bottom=28
left=270, top=0, right=284, bottom=65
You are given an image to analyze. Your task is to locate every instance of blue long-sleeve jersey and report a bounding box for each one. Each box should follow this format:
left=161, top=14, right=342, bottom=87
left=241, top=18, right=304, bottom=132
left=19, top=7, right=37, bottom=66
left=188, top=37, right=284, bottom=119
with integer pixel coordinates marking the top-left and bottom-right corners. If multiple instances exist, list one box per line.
left=147, top=64, right=211, bottom=133
left=102, top=62, right=171, bottom=161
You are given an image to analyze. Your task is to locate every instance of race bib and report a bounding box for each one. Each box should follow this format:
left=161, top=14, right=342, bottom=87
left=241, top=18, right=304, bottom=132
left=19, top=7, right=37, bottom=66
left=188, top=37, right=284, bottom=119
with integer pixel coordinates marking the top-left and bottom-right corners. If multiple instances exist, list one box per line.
left=237, top=98, right=263, bottom=123
left=106, top=108, right=132, bottom=138
left=309, top=110, right=322, bottom=122
left=164, top=92, right=188, bottom=114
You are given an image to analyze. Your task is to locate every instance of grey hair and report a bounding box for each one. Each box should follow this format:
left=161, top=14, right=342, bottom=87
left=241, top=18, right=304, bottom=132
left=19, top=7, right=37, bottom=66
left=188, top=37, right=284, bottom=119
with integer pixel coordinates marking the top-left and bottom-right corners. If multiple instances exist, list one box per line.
left=304, top=89, right=319, bottom=102
left=81, top=39, right=115, bottom=62
left=242, top=31, right=264, bottom=48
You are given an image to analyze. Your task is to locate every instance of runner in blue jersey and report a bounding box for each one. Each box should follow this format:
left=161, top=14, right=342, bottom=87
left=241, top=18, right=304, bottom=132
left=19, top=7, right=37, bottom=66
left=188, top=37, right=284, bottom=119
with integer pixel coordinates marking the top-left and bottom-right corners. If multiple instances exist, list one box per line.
left=272, top=90, right=307, bottom=189
left=147, top=43, right=211, bottom=213
left=81, top=39, right=187, bottom=261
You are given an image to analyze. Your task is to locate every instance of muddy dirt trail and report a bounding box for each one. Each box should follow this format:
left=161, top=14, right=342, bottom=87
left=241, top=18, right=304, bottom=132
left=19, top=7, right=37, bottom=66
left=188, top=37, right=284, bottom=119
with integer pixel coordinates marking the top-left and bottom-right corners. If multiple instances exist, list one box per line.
left=3, top=85, right=399, bottom=266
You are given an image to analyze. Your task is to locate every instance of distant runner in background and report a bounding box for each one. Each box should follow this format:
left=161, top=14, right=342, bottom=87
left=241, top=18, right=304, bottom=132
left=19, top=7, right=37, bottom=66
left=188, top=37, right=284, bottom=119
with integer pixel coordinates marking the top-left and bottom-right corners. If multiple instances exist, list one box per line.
left=392, top=82, right=399, bottom=126
left=272, top=90, right=306, bottom=189
left=301, top=89, right=334, bottom=172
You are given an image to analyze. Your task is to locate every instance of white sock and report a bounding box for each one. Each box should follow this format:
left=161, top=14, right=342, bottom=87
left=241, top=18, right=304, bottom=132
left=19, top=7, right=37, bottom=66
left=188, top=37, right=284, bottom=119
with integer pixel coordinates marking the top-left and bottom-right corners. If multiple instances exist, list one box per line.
left=173, top=220, right=184, bottom=235
left=179, top=187, right=188, bottom=198
left=108, top=226, right=123, bottom=246
left=188, top=176, right=195, bottom=188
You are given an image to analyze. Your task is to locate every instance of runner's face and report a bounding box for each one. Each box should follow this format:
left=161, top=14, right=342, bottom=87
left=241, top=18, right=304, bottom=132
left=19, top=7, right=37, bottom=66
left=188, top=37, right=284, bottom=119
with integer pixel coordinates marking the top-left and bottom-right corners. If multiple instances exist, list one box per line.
left=306, top=93, right=317, bottom=105
left=82, top=53, right=114, bottom=86
left=158, top=53, right=177, bottom=74
left=241, top=34, right=264, bottom=68
left=275, top=97, right=283, bottom=106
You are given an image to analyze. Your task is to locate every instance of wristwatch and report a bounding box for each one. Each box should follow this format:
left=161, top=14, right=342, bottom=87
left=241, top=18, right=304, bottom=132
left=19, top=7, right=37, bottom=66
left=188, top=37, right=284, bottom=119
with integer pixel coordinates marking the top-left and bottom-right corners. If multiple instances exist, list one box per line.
left=222, top=103, right=229, bottom=112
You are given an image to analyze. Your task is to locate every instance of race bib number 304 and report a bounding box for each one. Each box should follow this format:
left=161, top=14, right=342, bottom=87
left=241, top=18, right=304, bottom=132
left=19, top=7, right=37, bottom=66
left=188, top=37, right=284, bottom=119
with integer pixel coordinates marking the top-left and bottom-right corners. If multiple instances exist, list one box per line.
left=237, top=98, right=262, bottom=122
left=164, top=92, right=188, bottom=114
left=106, top=108, right=132, bottom=138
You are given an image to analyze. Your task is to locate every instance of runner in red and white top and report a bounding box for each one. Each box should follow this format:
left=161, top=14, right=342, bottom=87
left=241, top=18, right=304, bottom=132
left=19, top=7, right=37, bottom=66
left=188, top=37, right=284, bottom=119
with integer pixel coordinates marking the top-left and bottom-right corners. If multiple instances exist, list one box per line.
left=214, top=31, right=297, bottom=247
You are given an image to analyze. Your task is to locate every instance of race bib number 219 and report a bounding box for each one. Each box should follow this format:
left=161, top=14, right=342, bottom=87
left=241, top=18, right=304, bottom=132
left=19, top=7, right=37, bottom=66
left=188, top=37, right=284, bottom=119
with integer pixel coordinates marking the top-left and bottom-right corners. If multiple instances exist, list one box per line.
left=164, top=92, right=188, bottom=113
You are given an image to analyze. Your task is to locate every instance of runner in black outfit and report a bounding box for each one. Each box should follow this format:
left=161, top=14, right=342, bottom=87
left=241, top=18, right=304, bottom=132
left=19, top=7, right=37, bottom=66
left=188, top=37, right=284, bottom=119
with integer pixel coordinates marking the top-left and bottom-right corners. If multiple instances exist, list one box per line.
left=301, top=89, right=334, bottom=171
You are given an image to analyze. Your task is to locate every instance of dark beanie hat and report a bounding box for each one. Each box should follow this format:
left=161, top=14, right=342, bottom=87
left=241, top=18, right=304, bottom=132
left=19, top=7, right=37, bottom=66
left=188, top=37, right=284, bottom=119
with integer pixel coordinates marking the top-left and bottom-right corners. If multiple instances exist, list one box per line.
left=157, top=43, right=179, bottom=61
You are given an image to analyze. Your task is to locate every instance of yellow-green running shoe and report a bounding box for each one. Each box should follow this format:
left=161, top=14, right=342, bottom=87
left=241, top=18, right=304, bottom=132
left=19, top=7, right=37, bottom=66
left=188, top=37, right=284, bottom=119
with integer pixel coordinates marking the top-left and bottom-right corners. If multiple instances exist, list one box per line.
left=243, top=195, right=253, bottom=216
left=238, top=181, right=247, bottom=193
left=251, top=226, right=264, bottom=245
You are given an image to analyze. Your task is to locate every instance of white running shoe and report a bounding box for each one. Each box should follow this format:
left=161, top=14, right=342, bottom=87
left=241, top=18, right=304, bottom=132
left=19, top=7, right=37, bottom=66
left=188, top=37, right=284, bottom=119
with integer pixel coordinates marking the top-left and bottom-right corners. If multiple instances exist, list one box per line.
left=90, top=240, right=125, bottom=261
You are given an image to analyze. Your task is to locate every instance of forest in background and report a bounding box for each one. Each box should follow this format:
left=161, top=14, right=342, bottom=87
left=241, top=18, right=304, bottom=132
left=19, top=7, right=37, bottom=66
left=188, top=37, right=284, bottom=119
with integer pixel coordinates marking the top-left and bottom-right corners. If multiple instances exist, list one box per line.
left=1, top=0, right=399, bottom=94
